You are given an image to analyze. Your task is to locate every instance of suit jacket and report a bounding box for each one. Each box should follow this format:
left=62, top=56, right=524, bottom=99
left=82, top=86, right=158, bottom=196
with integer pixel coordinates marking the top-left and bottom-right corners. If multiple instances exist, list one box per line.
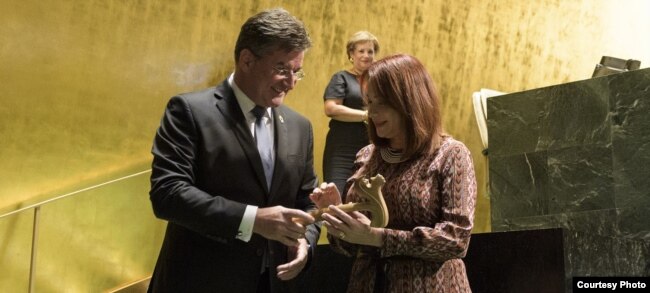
left=148, top=79, right=319, bottom=292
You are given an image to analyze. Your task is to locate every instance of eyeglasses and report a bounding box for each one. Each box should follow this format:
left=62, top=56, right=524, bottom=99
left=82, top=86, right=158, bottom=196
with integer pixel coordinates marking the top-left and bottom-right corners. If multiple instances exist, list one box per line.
left=272, top=65, right=305, bottom=80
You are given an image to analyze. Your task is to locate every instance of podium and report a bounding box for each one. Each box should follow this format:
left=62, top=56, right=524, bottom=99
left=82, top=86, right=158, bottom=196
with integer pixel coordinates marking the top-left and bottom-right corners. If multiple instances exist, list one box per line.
left=487, top=68, right=650, bottom=291
left=465, top=228, right=566, bottom=293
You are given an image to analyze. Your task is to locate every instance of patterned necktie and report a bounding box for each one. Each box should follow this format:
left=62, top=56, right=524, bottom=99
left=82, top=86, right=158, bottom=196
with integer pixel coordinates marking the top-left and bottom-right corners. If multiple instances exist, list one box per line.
left=251, top=106, right=274, bottom=191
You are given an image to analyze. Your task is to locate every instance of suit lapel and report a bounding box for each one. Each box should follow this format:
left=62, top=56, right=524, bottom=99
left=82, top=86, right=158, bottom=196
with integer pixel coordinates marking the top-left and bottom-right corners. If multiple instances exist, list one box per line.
left=213, top=81, right=269, bottom=195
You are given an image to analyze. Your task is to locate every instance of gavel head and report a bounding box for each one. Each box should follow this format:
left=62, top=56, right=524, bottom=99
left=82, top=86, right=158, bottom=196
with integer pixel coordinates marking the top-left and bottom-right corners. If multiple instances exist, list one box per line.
left=352, top=174, right=389, bottom=228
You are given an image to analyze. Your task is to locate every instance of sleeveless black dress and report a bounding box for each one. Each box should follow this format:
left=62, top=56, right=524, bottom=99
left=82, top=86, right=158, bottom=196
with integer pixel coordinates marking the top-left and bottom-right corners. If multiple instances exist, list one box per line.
left=322, top=70, right=369, bottom=198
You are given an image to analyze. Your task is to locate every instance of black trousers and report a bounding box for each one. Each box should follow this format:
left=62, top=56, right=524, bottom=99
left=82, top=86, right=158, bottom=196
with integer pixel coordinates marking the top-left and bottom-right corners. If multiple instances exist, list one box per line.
left=257, top=270, right=270, bottom=293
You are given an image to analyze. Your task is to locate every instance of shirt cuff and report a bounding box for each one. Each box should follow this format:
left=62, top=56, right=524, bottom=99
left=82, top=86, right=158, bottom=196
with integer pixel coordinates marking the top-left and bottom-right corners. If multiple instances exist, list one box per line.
left=236, top=205, right=257, bottom=242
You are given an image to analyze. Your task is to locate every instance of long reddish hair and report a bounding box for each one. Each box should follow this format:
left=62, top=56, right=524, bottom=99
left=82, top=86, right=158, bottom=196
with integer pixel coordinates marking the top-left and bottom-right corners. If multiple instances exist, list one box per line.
left=362, top=54, right=445, bottom=159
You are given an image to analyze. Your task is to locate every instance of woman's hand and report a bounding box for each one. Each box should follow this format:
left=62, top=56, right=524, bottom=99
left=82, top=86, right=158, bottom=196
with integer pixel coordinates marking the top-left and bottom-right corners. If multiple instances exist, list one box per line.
left=322, top=205, right=383, bottom=247
left=309, top=182, right=342, bottom=209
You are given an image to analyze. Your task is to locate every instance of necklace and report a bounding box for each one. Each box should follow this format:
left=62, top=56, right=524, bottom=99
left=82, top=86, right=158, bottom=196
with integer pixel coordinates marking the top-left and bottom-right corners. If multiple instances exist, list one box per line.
left=380, top=147, right=406, bottom=163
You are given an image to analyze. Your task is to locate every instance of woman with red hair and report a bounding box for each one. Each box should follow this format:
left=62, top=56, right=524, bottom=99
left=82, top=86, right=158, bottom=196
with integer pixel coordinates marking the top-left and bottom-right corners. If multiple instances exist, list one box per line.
left=312, top=54, right=477, bottom=292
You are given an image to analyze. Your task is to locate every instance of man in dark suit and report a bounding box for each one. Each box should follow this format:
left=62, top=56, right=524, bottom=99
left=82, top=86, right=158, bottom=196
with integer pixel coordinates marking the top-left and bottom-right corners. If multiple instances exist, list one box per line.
left=148, top=8, right=319, bottom=292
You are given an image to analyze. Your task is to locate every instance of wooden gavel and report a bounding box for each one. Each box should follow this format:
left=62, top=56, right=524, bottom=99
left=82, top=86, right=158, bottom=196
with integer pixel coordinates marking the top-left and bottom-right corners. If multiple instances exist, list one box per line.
left=308, top=174, right=389, bottom=228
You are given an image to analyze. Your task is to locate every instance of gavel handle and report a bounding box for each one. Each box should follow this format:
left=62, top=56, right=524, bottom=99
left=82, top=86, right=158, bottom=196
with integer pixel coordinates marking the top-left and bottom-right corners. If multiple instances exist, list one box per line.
left=308, top=202, right=371, bottom=221
left=292, top=202, right=369, bottom=225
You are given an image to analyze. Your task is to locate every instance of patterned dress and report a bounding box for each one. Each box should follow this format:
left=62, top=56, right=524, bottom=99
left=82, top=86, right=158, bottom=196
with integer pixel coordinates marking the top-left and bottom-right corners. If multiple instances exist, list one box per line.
left=328, top=136, right=477, bottom=293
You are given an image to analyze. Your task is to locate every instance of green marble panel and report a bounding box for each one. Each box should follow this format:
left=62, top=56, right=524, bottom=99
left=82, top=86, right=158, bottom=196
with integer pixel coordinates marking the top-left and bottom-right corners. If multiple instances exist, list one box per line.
left=489, top=151, right=548, bottom=220
left=547, top=145, right=614, bottom=214
left=488, top=68, right=650, bottom=281
left=487, top=92, right=548, bottom=157
left=492, top=209, right=618, bottom=237
left=611, top=69, right=650, bottom=210
left=543, top=82, right=611, bottom=151
left=617, top=206, right=650, bottom=241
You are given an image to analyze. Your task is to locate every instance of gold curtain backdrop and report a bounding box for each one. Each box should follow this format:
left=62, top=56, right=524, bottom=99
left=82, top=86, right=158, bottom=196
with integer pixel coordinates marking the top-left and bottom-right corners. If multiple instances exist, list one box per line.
left=1, top=0, right=649, bottom=291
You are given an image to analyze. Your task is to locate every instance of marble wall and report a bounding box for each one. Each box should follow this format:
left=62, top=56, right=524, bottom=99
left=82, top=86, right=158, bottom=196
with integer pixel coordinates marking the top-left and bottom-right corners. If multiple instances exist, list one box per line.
left=488, top=68, right=650, bottom=287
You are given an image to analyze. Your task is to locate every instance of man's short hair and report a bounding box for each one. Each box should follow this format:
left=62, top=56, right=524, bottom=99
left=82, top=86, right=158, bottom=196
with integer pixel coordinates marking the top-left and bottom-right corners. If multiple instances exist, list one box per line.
left=234, top=8, right=311, bottom=62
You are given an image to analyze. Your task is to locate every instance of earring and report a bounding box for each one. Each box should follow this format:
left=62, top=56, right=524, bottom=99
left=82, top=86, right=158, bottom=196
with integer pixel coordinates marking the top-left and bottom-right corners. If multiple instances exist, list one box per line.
left=349, top=57, right=354, bottom=63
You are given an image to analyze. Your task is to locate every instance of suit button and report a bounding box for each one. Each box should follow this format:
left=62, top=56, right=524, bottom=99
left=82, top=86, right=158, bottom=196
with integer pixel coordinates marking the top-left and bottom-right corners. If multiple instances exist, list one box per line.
left=256, top=249, right=264, bottom=256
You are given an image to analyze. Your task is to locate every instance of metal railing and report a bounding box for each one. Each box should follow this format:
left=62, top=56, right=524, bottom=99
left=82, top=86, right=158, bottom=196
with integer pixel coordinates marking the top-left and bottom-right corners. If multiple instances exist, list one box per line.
left=0, top=169, right=152, bottom=293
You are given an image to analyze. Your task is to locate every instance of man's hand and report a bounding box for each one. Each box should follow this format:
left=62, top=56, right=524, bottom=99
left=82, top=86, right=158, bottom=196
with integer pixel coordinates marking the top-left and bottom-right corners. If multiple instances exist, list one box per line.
left=276, top=238, right=309, bottom=280
left=253, top=206, right=314, bottom=246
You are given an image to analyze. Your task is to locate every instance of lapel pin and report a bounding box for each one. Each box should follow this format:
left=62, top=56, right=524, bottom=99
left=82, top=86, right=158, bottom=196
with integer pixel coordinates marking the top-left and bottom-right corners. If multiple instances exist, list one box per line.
left=279, top=115, right=284, bottom=123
